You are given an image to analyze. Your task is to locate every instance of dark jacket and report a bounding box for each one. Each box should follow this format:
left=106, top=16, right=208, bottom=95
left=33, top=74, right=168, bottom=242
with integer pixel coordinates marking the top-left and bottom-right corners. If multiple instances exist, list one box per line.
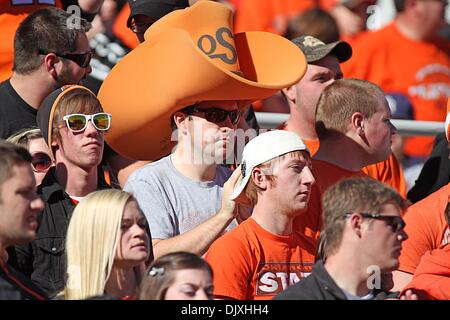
left=9, top=168, right=110, bottom=298
left=274, top=260, right=398, bottom=300
left=0, top=261, right=48, bottom=300
left=407, top=133, right=450, bottom=204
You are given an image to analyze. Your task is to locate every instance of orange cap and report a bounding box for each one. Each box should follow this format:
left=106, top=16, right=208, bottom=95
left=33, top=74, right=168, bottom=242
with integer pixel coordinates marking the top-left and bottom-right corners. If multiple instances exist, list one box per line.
left=98, top=0, right=307, bottom=161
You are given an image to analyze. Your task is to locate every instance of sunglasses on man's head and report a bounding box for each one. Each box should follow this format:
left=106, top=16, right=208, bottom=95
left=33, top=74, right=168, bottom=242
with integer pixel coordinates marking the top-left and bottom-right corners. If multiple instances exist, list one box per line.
left=38, top=50, right=92, bottom=68
left=345, top=212, right=405, bottom=232
left=184, top=106, right=241, bottom=125
left=31, top=152, right=53, bottom=173
left=62, top=113, right=112, bottom=133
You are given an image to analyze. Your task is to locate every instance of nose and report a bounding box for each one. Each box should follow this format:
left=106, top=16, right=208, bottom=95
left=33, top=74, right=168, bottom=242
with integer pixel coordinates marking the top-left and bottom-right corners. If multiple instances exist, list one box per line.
left=31, top=196, right=44, bottom=213
left=398, top=228, right=408, bottom=241
left=389, top=120, right=397, bottom=136
left=84, top=120, right=100, bottom=136
left=132, top=224, right=146, bottom=238
left=302, top=166, right=315, bottom=186
left=85, top=64, right=92, bottom=75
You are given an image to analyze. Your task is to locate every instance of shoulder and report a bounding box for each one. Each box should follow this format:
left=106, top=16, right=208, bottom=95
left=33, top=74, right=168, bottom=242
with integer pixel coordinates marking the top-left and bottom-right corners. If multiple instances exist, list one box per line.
left=126, top=157, right=170, bottom=184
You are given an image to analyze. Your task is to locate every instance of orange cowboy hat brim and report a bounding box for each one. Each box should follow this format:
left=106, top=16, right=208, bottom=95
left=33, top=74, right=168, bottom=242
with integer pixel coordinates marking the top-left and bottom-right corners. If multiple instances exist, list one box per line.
left=98, top=1, right=307, bottom=161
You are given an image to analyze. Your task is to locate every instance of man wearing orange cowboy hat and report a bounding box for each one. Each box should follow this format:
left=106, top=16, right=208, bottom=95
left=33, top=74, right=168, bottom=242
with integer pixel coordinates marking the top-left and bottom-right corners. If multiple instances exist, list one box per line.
left=98, top=1, right=308, bottom=259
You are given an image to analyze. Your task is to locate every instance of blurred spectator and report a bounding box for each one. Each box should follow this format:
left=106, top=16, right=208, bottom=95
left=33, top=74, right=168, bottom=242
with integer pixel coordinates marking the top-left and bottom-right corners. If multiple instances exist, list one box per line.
left=140, top=252, right=213, bottom=300
left=232, top=0, right=317, bottom=35
left=0, top=141, right=46, bottom=300
left=205, top=130, right=316, bottom=300
left=275, top=177, right=411, bottom=300
left=326, top=0, right=377, bottom=42
left=342, top=0, right=450, bottom=162
left=7, top=128, right=54, bottom=187
left=285, top=7, right=340, bottom=43
left=9, top=85, right=111, bottom=298
left=64, top=190, right=152, bottom=300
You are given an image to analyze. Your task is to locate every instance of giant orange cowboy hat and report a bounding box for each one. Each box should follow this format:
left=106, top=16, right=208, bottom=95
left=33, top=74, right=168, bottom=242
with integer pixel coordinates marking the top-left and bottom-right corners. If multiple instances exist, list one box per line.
left=98, top=0, right=307, bottom=161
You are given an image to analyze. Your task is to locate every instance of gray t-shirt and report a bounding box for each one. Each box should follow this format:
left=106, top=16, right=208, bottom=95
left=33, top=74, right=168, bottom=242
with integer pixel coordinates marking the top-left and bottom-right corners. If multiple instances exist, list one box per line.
left=124, top=155, right=237, bottom=239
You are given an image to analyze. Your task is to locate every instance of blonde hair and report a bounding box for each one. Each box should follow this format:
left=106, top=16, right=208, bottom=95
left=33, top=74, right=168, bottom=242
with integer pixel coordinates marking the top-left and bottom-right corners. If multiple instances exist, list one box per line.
left=7, top=127, right=43, bottom=147
left=64, top=189, right=132, bottom=300
left=52, top=89, right=102, bottom=146
left=315, top=79, right=385, bottom=140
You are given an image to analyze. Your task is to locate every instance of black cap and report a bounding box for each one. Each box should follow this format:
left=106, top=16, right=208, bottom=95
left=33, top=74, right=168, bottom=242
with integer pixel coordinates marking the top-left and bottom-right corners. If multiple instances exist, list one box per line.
left=292, top=35, right=352, bottom=63
left=127, top=0, right=189, bottom=27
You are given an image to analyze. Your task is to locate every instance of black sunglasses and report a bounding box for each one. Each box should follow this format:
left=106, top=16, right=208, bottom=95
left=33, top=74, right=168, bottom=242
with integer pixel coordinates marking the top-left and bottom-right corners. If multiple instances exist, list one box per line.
left=38, top=49, right=92, bottom=68
left=184, top=106, right=240, bottom=125
left=345, top=212, right=405, bottom=232
left=31, top=152, right=53, bottom=173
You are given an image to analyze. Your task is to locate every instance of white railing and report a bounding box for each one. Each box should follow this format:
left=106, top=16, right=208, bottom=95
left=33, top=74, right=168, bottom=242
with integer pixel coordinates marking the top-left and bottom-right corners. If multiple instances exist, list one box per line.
left=255, top=112, right=445, bottom=137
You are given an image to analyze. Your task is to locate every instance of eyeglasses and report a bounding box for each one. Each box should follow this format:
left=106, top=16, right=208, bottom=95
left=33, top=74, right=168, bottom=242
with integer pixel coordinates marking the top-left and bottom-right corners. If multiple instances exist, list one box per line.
left=38, top=50, right=92, bottom=68
left=31, top=152, right=54, bottom=173
left=62, top=113, right=112, bottom=133
left=345, top=213, right=406, bottom=232
left=184, top=106, right=241, bottom=125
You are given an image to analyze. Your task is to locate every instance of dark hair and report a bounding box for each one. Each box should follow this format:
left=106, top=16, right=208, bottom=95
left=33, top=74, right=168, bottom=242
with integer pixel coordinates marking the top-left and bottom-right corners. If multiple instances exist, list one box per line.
left=139, top=252, right=213, bottom=300
left=0, top=141, right=32, bottom=200
left=13, top=7, right=91, bottom=75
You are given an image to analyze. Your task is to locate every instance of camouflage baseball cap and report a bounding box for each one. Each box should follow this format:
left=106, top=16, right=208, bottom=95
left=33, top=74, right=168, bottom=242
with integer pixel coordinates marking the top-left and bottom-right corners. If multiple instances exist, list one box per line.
left=292, top=35, right=352, bottom=63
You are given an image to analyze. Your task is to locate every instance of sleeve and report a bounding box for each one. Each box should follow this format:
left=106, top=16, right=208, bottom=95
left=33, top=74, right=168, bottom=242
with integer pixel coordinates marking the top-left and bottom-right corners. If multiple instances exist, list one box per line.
left=205, top=235, right=253, bottom=300
left=362, top=154, right=406, bottom=198
left=398, top=203, right=438, bottom=274
left=124, top=175, right=176, bottom=240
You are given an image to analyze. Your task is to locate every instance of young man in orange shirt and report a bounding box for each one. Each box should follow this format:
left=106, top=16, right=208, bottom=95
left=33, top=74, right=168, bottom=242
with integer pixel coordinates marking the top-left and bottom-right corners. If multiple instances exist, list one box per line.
left=294, top=78, right=397, bottom=244
left=205, top=130, right=316, bottom=300
left=342, top=0, right=450, bottom=160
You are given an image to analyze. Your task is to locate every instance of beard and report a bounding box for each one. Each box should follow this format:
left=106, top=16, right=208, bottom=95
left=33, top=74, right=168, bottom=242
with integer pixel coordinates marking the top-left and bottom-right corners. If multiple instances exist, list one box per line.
left=53, top=63, right=81, bottom=89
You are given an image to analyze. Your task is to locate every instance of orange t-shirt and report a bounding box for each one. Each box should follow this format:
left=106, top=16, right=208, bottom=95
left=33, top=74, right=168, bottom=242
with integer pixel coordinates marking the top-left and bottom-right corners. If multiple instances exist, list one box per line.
left=361, top=153, right=406, bottom=198
left=205, top=218, right=315, bottom=300
left=0, top=0, right=62, bottom=82
left=233, top=0, right=317, bottom=35
left=342, top=22, right=450, bottom=157
left=293, top=159, right=368, bottom=244
left=398, top=182, right=450, bottom=274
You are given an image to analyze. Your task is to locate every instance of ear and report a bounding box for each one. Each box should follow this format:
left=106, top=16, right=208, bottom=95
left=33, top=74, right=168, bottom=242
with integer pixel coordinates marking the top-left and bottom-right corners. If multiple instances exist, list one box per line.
left=281, top=84, right=297, bottom=104
left=43, top=53, right=59, bottom=78
left=173, top=111, right=189, bottom=135
left=350, top=112, right=365, bottom=136
left=251, top=167, right=267, bottom=190
left=348, top=213, right=363, bottom=238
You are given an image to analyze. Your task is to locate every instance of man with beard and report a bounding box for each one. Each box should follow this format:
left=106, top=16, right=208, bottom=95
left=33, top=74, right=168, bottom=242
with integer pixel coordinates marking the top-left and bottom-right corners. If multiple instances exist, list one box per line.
left=0, top=7, right=92, bottom=140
